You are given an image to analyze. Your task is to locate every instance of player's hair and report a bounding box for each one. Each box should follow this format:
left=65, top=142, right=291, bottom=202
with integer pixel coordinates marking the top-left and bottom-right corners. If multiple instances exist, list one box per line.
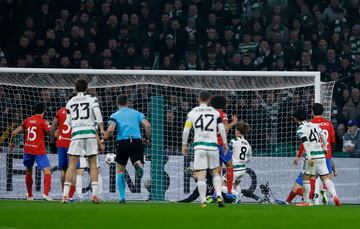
left=312, top=103, right=324, bottom=116
left=210, top=94, right=227, bottom=109
left=75, top=78, right=88, bottom=92
left=198, top=91, right=211, bottom=102
left=117, top=94, right=128, bottom=106
left=236, top=120, right=250, bottom=135
left=34, top=103, right=45, bottom=114
left=293, top=109, right=307, bottom=121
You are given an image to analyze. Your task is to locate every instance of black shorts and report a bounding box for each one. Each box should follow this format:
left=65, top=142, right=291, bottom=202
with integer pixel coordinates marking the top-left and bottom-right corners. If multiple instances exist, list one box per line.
left=115, top=139, right=144, bottom=166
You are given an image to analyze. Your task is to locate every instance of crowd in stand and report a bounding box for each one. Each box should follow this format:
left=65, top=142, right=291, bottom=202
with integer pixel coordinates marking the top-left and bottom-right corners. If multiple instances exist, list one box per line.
left=0, top=0, right=360, bottom=156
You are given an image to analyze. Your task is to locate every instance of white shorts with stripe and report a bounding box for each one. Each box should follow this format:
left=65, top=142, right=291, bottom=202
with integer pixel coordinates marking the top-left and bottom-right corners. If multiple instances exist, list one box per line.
left=67, top=138, right=98, bottom=157
left=193, top=149, right=220, bottom=170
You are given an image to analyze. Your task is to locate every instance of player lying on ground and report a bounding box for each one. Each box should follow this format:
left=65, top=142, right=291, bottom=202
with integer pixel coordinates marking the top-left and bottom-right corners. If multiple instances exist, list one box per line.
left=102, top=94, right=151, bottom=203
left=293, top=108, right=340, bottom=206
left=9, top=103, right=52, bottom=201
left=62, top=78, right=105, bottom=204
left=210, top=95, right=238, bottom=200
left=182, top=91, right=228, bottom=207
left=222, top=121, right=264, bottom=204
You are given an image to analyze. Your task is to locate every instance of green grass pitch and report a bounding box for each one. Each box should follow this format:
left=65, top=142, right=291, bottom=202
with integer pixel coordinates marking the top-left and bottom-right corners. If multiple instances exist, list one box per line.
left=0, top=201, right=359, bottom=229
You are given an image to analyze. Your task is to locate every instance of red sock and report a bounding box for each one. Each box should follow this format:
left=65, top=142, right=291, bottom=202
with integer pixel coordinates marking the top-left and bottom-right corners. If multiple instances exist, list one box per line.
left=69, top=185, right=76, bottom=198
left=25, top=174, right=33, bottom=197
left=322, top=183, right=327, bottom=190
left=43, top=174, right=51, bottom=196
left=226, top=167, right=234, bottom=193
left=309, top=179, right=315, bottom=199
left=296, top=187, right=303, bottom=196
left=286, top=191, right=297, bottom=203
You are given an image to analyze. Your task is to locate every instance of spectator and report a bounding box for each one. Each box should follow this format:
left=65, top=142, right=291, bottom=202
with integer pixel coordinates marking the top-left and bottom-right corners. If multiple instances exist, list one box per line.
left=343, top=119, right=360, bottom=158
left=342, top=88, right=360, bottom=120
left=335, top=123, right=345, bottom=152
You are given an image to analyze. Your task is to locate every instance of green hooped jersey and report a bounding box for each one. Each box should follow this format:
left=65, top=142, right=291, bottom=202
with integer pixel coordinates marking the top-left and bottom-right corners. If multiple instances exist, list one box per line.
left=296, top=121, right=325, bottom=159
left=65, top=92, right=103, bottom=140
left=185, top=104, right=222, bottom=151
left=229, top=137, right=252, bottom=170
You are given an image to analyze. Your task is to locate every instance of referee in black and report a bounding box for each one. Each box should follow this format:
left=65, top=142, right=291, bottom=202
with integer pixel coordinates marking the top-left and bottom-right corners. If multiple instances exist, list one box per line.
left=102, top=95, right=151, bottom=203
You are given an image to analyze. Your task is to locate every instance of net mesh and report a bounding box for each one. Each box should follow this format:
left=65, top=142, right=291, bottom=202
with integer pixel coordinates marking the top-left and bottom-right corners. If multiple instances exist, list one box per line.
left=0, top=70, right=334, bottom=201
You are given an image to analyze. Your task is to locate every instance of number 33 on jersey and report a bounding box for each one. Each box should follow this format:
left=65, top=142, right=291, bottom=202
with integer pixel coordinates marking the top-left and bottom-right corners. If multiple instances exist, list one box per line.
left=65, top=92, right=103, bottom=140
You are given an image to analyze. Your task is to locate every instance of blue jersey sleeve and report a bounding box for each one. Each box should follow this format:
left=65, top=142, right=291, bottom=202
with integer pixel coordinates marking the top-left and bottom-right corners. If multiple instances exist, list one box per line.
left=109, top=113, right=117, bottom=125
left=138, top=112, right=145, bottom=122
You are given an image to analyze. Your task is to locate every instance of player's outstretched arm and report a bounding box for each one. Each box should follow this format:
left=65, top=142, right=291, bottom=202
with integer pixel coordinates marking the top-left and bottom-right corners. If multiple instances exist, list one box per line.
left=141, top=119, right=151, bottom=145
left=9, top=125, right=24, bottom=151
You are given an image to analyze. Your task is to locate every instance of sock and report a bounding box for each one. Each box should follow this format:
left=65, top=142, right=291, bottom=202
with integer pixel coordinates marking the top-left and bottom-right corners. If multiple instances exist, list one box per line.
left=323, top=178, right=337, bottom=197
left=309, top=178, right=315, bottom=200
left=63, top=182, right=71, bottom=197
left=197, top=179, right=207, bottom=203
left=296, top=187, right=303, bottom=196
left=212, top=175, right=222, bottom=197
left=303, top=180, right=311, bottom=203
left=226, top=167, right=234, bottom=193
left=98, top=174, right=102, bottom=196
left=117, top=173, right=125, bottom=201
left=314, top=177, right=322, bottom=204
left=43, top=174, right=51, bottom=196
left=91, top=181, right=99, bottom=197
left=286, top=191, right=297, bottom=203
left=76, top=174, right=83, bottom=198
left=25, top=173, right=33, bottom=197
left=69, top=185, right=76, bottom=198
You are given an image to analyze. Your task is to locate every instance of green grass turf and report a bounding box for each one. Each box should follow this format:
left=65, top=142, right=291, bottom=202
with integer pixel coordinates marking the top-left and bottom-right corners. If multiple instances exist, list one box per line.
left=0, top=201, right=359, bottom=229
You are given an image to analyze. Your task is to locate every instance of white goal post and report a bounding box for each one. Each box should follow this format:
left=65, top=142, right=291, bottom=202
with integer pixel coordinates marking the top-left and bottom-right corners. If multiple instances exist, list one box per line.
left=3, top=68, right=358, bottom=204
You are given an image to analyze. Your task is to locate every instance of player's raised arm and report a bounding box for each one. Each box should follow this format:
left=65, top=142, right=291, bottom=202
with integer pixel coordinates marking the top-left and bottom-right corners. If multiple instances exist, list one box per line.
left=182, top=115, right=192, bottom=156
left=9, top=125, right=24, bottom=150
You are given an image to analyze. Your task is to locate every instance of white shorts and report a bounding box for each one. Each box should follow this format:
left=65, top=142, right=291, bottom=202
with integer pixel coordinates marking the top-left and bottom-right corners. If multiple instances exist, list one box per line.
left=233, top=170, right=246, bottom=184
left=222, top=170, right=246, bottom=184
left=79, top=155, right=100, bottom=169
left=304, top=158, right=329, bottom=176
left=67, top=138, right=98, bottom=157
left=193, top=149, right=219, bottom=170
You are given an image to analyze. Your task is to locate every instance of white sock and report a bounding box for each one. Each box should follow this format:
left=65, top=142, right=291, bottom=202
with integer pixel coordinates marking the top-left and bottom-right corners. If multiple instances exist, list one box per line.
left=323, top=178, right=337, bottom=197
left=197, top=179, right=207, bottom=204
left=303, top=181, right=311, bottom=203
left=91, top=181, right=99, bottom=197
left=63, top=182, right=71, bottom=197
left=97, top=174, right=102, bottom=196
left=314, top=177, right=322, bottom=204
left=76, top=174, right=83, bottom=198
left=212, top=175, right=222, bottom=197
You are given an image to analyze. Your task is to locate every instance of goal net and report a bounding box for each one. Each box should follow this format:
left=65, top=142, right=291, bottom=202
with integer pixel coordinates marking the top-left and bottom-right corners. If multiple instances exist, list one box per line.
left=0, top=68, right=334, bottom=202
